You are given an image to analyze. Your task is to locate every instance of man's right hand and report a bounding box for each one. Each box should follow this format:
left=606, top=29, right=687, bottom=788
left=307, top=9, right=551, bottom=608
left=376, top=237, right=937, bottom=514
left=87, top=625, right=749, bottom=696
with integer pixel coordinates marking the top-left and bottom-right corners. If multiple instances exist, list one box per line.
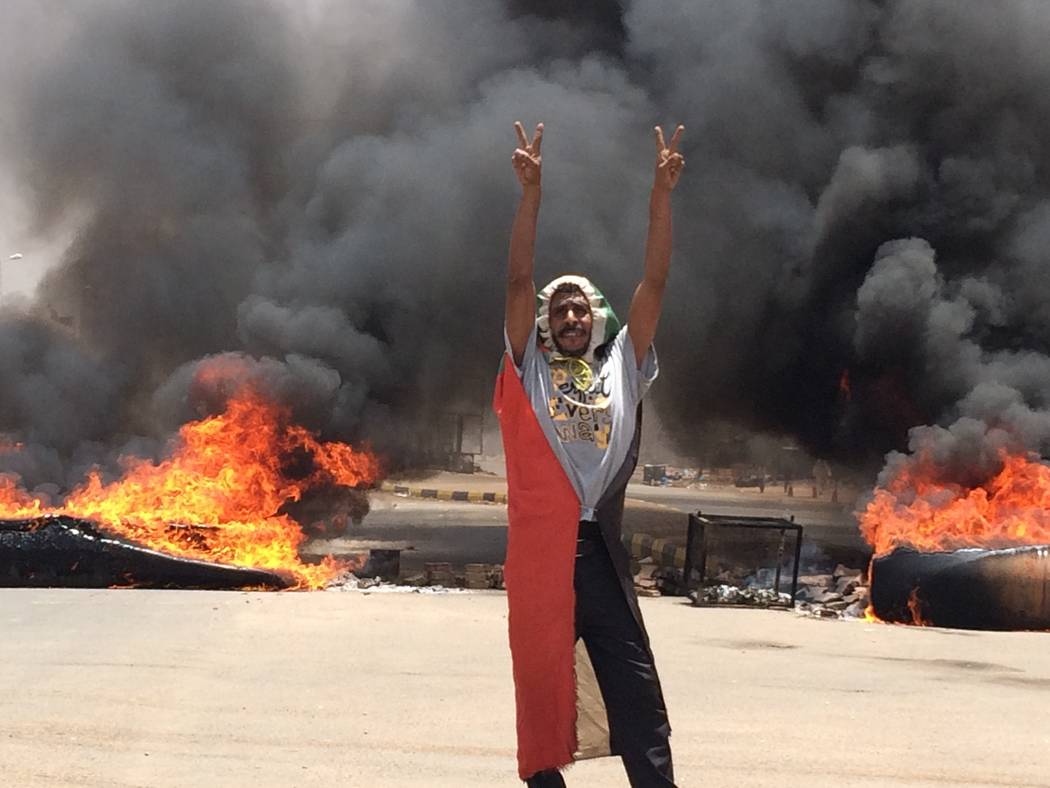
left=506, top=121, right=543, bottom=367
left=512, top=121, right=543, bottom=189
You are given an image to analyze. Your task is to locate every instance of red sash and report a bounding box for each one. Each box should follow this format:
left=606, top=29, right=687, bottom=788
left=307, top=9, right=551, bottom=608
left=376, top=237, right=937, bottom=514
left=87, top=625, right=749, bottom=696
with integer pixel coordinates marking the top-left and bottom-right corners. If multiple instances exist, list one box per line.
left=493, top=355, right=581, bottom=779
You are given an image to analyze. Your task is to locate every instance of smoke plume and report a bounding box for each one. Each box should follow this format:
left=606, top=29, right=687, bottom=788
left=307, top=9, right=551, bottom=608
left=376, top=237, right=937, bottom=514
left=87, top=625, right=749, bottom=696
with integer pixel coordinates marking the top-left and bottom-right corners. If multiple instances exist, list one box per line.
left=4, top=0, right=1050, bottom=492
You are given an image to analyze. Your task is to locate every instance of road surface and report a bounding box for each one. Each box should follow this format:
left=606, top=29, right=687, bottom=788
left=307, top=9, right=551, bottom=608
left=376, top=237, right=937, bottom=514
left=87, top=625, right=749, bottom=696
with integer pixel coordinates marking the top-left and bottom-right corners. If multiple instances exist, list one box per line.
left=307, top=486, right=871, bottom=575
left=0, top=588, right=1047, bottom=787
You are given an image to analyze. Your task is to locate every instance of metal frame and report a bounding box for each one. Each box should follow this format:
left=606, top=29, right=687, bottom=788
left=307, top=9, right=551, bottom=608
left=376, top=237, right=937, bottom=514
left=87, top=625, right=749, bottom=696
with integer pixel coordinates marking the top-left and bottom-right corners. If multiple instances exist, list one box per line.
left=682, top=512, right=804, bottom=608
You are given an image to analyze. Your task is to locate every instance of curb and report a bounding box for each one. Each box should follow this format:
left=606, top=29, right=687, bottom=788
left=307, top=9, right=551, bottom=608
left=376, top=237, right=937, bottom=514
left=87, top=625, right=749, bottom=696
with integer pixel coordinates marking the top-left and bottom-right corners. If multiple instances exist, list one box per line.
left=379, top=480, right=508, bottom=505
left=627, top=532, right=686, bottom=570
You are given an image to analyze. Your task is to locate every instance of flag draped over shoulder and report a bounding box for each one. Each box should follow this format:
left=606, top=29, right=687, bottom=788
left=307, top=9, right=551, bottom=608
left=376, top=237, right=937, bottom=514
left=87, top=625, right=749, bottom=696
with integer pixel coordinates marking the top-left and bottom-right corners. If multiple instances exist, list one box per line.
left=494, top=357, right=581, bottom=777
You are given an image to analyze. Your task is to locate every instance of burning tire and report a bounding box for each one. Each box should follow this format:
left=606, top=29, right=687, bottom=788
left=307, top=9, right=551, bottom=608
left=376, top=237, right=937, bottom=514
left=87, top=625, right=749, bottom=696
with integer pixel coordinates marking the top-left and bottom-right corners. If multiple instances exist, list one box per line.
left=0, top=516, right=291, bottom=590
left=870, top=545, right=1050, bottom=630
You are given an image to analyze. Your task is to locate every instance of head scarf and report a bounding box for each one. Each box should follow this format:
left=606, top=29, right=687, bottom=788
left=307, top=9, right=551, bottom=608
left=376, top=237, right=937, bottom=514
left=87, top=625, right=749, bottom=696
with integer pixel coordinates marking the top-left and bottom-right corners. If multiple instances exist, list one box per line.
left=536, top=275, right=621, bottom=365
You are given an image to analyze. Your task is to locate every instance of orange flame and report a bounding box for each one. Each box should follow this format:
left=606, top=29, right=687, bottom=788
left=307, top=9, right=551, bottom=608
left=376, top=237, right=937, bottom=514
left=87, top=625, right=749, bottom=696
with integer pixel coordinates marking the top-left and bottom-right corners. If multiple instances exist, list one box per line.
left=0, top=475, right=48, bottom=519
left=906, top=588, right=929, bottom=627
left=860, top=451, right=1050, bottom=556
left=0, top=390, right=380, bottom=588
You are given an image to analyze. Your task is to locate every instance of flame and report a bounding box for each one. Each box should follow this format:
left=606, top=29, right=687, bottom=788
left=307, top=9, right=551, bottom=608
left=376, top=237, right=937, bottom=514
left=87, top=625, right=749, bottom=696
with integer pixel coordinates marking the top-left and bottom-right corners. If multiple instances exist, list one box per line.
left=0, top=474, right=49, bottom=518
left=838, top=369, right=852, bottom=402
left=0, top=390, right=380, bottom=588
left=906, top=588, right=929, bottom=627
left=860, top=451, right=1050, bottom=556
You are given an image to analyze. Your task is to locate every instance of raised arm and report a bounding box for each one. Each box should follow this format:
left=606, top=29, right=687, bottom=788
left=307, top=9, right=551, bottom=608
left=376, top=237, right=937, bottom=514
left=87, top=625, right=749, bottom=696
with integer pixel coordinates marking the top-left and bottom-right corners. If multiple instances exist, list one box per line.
left=506, top=121, right=543, bottom=367
left=627, top=124, right=685, bottom=368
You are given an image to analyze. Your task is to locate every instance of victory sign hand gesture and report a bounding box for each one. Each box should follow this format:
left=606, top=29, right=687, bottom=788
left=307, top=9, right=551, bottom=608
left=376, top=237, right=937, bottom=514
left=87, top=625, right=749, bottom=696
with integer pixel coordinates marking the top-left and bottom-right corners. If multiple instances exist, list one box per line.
left=653, top=124, right=685, bottom=192
left=512, top=121, right=543, bottom=190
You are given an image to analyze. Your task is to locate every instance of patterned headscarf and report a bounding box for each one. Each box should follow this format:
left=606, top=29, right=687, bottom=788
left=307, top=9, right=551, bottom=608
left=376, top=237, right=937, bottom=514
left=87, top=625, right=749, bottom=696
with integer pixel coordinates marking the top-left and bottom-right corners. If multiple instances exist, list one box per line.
left=536, top=275, right=621, bottom=364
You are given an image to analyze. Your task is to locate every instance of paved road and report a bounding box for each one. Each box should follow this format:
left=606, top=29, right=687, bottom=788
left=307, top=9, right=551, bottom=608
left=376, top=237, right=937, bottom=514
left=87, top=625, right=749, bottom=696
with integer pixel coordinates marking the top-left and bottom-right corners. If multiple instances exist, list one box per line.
left=1, top=588, right=1047, bottom=787
left=387, top=472, right=859, bottom=528
left=624, top=482, right=854, bottom=525
left=307, top=487, right=871, bottom=575
left=309, top=494, right=510, bottom=574
left=624, top=483, right=871, bottom=559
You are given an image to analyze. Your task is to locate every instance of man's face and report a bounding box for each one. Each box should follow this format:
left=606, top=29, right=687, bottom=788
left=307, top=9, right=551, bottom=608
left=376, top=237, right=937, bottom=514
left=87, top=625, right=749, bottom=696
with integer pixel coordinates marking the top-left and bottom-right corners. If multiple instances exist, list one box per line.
left=549, top=290, right=593, bottom=356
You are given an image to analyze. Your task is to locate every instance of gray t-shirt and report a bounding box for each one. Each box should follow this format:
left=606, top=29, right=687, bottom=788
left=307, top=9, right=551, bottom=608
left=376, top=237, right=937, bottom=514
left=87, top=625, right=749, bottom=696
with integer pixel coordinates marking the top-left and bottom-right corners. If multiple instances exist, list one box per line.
left=506, top=324, right=658, bottom=520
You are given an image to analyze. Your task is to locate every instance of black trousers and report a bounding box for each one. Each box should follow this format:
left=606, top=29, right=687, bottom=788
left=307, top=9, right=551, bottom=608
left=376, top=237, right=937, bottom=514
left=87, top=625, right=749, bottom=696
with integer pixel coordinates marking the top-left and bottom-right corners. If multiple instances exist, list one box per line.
left=526, top=523, right=676, bottom=788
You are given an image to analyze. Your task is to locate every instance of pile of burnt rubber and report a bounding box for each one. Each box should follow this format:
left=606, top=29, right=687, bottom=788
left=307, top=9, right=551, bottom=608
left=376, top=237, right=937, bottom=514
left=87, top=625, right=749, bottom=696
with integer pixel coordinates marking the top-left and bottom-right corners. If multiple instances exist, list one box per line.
left=871, top=545, right=1050, bottom=630
left=0, top=515, right=289, bottom=590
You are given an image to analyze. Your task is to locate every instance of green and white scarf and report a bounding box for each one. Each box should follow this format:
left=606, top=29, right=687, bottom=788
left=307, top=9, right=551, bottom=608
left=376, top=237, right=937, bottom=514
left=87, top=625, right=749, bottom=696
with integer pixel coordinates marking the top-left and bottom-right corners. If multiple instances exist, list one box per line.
left=536, top=275, right=621, bottom=367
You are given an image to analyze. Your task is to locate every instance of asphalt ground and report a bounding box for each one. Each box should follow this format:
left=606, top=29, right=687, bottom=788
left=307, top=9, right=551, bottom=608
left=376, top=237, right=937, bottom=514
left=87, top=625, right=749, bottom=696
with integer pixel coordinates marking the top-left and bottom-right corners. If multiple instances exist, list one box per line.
left=307, top=486, right=870, bottom=577
left=1, top=588, right=1048, bottom=787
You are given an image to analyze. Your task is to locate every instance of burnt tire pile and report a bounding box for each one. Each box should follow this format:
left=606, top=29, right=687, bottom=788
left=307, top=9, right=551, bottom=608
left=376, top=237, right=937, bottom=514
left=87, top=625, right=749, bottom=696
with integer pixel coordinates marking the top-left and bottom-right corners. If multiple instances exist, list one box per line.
left=870, top=545, right=1050, bottom=630
left=0, top=516, right=289, bottom=590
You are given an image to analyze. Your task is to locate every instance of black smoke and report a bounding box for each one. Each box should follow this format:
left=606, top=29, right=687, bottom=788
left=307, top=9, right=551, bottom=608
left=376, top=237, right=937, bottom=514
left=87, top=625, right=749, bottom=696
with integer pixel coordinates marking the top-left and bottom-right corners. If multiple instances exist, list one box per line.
left=3, top=0, right=1050, bottom=493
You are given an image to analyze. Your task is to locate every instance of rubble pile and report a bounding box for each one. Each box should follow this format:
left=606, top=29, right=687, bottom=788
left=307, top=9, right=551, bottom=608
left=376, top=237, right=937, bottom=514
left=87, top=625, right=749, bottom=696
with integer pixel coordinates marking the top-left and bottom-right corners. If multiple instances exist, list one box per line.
left=324, top=573, right=467, bottom=594
left=391, top=561, right=505, bottom=590
left=793, top=564, right=868, bottom=619
left=634, top=555, right=870, bottom=620
left=633, top=558, right=662, bottom=597
left=691, top=584, right=792, bottom=607
left=633, top=556, right=681, bottom=596
left=464, top=562, right=504, bottom=590
left=423, top=562, right=457, bottom=587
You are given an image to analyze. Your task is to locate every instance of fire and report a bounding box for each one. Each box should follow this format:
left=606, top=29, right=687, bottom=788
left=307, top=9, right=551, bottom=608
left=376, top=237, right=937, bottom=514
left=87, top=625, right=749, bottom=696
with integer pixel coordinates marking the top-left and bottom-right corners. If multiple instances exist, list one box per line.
left=0, top=474, right=48, bottom=519
left=906, top=588, right=929, bottom=627
left=0, top=390, right=380, bottom=588
left=860, top=451, right=1050, bottom=556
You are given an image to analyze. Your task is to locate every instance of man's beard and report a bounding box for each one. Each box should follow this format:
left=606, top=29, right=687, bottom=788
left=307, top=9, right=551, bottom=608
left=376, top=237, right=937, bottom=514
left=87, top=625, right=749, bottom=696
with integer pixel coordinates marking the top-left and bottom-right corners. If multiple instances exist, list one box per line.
left=553, top=329, right=590, bottom=356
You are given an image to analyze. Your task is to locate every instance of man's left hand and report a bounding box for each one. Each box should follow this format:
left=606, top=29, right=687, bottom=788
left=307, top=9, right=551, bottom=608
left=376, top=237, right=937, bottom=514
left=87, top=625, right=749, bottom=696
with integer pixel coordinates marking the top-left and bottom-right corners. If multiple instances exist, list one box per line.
left=653, top=125, right=685, bottom=192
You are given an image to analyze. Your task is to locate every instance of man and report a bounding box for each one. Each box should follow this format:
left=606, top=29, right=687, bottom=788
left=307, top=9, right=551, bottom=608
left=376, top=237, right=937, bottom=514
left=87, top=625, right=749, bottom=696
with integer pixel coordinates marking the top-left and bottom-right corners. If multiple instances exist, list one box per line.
left=493, top=120, right=684, bottom=787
